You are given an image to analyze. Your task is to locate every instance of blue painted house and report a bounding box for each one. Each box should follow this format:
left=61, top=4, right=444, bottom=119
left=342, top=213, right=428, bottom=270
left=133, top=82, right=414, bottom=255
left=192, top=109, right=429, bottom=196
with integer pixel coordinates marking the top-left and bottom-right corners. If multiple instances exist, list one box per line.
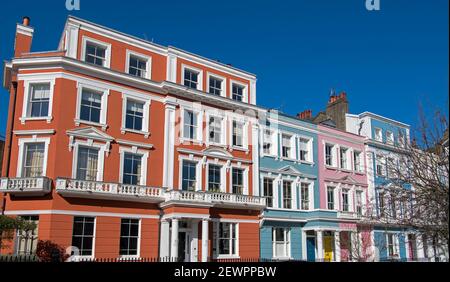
left=258, top=110, right=340, bottom=261
left=346, top=112, right=426, bottom=262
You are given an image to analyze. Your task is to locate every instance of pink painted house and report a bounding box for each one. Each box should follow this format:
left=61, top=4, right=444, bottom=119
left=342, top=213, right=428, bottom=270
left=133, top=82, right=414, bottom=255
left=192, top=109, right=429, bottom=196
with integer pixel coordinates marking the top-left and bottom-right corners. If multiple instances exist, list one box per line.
left=314, top=124, right=371, bottom=261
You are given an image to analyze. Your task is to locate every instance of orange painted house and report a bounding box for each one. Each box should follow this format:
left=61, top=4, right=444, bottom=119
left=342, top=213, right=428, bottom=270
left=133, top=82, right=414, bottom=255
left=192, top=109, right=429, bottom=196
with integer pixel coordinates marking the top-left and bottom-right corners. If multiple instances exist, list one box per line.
left=0, top=16, right=264, bottom=261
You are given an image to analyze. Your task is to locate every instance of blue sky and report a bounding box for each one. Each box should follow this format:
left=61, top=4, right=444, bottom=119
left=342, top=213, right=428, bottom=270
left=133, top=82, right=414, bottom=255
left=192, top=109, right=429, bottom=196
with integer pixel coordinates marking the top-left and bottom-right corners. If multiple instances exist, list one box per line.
left=0, top=0, right=448, bottom=138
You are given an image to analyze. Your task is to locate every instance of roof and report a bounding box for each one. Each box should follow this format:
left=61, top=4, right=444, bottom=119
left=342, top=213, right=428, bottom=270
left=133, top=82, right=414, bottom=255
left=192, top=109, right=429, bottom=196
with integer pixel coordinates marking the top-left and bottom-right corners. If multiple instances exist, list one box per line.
left=65, top=16, right=257, bottom=78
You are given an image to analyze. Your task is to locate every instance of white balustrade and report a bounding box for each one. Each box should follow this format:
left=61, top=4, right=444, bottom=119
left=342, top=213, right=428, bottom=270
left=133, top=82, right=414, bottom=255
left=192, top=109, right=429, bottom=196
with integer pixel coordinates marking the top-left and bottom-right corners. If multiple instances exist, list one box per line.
left=0, top=177, right=51, bottom=195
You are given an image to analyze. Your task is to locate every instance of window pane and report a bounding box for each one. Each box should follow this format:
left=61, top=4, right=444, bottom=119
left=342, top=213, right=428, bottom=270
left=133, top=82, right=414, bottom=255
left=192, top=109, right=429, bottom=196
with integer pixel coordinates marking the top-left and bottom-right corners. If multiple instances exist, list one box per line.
left=125, top=100, right=144, bottom=131
left=123, top=153, right=142, bottom=185
left=80, top=89, right=102, bottom=123
left=23, top=143, right=45, bottom=177
left=182, top=161, right=197, bottom=191
left=76, top=147, right=99, bottom=181
left=28, top=83, right=50, bottom=117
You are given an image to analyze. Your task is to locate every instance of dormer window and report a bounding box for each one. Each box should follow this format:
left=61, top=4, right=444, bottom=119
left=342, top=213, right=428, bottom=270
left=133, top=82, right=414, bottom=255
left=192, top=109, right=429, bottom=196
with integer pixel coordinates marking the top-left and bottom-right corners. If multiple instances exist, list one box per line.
left=386, top=131, right=394, bottom=144
left=82, top=37, right=111, bottom=68
left=375, top=128, right=383, bottom=142
left=184, top=69, right=199, bottom=89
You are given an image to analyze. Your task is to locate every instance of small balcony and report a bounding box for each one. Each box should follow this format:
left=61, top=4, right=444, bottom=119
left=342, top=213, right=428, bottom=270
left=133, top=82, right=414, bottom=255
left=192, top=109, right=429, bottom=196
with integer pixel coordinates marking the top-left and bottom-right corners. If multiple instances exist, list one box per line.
left=164, top=190, right=266, bottom=210
left=55, top=178, right=166, bottom=203
left=0, top=177, right=52, bottom=196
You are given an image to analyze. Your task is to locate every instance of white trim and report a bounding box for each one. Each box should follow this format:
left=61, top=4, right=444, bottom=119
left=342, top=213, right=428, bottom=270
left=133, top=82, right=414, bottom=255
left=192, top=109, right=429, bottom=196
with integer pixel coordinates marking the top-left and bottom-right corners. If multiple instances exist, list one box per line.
left=116, top=139, right=153, bottom=150
left=205, top=162, right=226, bottom=193
left=181, top=64, right=203, bottom=91
left=119, top=146, right=149, bottom=186
left=20, top=78, right=56, bottom=124
left=162, top=213, right=210, bottom=220
left=75, top=82, right=110, bottom=130
left=210, top=218, right=259, bottom=224
left=229, top=79, right=248, bottom=103
left=206, top=72, right=226, bottom=97
left=16, top=137, right=51, bottom=177
left=125, top=50, right=152, bottom=80
left=71, top=139, right=107, bottom=181
left=120, top=91, right=151, bottom=137
left=4, top=209, right=160, bottom=219
left=229, top=165, right=249, bottom=195
left=14, top=129, right=55, bottom=136
left=180, top=106, right=203, bottom=144
left=178, top=155, right=203, bottom=191
left=16, top=24, right=34, bottom=37
left=80, top=36, right=111, bottom=68
left=272, top=227, right=292, bottom=260
left=205, top=113, right=226, bottom=146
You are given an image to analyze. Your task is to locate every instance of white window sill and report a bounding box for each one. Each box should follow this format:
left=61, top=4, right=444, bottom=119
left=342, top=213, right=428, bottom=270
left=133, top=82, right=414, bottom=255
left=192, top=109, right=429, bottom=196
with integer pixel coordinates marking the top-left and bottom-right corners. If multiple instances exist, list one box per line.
left=120, top=128, right=150, bottom=138
left=262, top=153, right=278, bottom=158
left=180, top=137, right=203, bottom=145
left=354, top=170, right=366, bottom=175
left=207, top=141, right=227, bottom=148
left=74, top=119, right=108, bottom=131
left=325, top=165, right=338, bottom=170
left=20, top=116, right=53, bottom=124
left=280, top=157, right=297, bottom=162
left=298, top=160, right=314, bottom=165
left=230, top=146, right=249, bottom=153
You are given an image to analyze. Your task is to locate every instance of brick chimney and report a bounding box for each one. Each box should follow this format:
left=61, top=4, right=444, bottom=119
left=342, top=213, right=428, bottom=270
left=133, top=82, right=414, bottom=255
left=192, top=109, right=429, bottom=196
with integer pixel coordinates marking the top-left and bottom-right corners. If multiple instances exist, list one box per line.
left=297, top=109, right=313, bottom=120
left=325, top=91, right=349, bottom=130
left=14, top=16, right=34, bottom=57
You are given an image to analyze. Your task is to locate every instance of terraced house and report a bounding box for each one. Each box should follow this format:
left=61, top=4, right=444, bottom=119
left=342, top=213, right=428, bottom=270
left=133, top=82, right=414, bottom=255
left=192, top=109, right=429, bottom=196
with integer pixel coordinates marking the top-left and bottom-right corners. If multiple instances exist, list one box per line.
left=0, top=16, right=265, bottom=261
left=346, top=112, right=425, bottom=261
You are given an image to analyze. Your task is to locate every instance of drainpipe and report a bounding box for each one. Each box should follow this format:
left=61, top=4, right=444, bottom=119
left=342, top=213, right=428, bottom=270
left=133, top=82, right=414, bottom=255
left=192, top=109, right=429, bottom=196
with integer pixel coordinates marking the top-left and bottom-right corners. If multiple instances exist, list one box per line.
left=1, top=81, right=17, bottom=215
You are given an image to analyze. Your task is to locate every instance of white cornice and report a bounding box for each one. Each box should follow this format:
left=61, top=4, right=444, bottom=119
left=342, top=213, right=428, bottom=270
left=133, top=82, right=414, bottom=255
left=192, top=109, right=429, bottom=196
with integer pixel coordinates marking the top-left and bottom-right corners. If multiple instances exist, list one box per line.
left=16, top=24, right=34, bottom=37
left=13, top=129, right=56, bottom=136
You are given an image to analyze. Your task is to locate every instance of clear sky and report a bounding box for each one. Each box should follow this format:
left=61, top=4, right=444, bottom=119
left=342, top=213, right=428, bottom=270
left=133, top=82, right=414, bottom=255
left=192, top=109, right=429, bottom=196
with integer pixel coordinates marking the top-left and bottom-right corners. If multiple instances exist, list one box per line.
left=0, top=0, right=448, bottom=138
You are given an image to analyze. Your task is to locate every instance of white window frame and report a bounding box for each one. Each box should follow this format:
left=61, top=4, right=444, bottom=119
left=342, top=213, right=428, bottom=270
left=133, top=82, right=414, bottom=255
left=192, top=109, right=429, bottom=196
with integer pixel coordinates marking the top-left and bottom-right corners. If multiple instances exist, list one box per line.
left=118, top=147, right=149, bottom=186
left=205, top=162, right=226, bottom=193
left=355, top=190, right=364, bottom=216
left=353, top=150, right=364, bottom=173
left=205, top=113, right=226, bottom=146
left=376, top=155, right=386, bottom=176
left=125, top=50, right=152, bottom=80
left=120, top=92, right=151, bottom=137
left=213, top=221, right=239, bottom=259
left=81, top=36, right=111, bottom=68
left=374, top=127, right=383, bottom=142
left=180, top=107, right=203, bottom=144
left=71, top=140, right=107, bottom=182
left=206, top=72, right=226, bottom=97
left=261, top=128, right=278, bottom=157
left=386, top=130, right=394, bottom=145
left=16, top=137, right=51, bottom=178
left=324, top=142, right=338, bottom=167
left=339, top=146, right=351, bottom=170
left=340, top=188, right=354, bottom=212
left=272, top=227, right=291, bottom=260
left=229, top=165, right=249, bottom=195
left=178, top=155, right=202, bottom=191
left=281, top=133, right=295, bottom=160
left=20, top=79, right=55, bottom=124
left=119, top=218, right=141, bottom=259
left=181, top=64, right=203, bottom=91
left=281, top=180, right=293, bottom=209
left=386, top=233, right=400, bottom=258
left=299, top=181, right=314, bottom=211
left=230, top=119, right=248, bottom=151
left=230, top=80, right=248, bottom=103
left=262, top=177, right=275, bottom=208
left=75, top=82, right=110, bottom=130
left=326, top=186, right=336, bottom=210
left=70, top=216, right=97, bottom=260
left=298, top=136, right=313, bottom=163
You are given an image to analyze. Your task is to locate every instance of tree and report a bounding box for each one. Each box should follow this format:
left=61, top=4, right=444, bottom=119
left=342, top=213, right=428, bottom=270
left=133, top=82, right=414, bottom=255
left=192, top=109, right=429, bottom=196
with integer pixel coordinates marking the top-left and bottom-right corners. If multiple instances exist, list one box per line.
left=0, top=215, right=37, bottom=252
left=372, top=107, right=449, bottom=261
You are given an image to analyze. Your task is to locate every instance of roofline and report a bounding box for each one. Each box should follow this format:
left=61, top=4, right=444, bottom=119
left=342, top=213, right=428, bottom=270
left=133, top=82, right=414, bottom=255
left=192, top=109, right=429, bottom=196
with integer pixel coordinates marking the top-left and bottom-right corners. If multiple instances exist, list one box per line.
left=66, top=16, right=257, bottom=79
left=352, top=111, right=410, bottom=128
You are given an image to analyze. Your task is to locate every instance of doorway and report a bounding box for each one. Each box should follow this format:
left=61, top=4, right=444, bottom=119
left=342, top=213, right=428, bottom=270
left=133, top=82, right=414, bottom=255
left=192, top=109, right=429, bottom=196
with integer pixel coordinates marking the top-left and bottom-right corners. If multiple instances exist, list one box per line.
left=178, top=231, right=191, bottom=262
left=306, top=234, right=316, bottom=262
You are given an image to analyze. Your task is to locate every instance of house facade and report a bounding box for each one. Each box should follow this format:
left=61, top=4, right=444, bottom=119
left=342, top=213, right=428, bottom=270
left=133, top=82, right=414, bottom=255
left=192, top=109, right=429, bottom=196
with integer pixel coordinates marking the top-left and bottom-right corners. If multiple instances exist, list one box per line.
left=346, top=112, right=429, bottom=262
left=0, top=16, right=265, bottom=261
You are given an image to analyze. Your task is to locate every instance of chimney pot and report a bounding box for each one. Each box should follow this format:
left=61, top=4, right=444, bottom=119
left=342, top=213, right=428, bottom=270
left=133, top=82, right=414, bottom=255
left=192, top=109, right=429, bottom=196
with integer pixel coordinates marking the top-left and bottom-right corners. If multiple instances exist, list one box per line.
left=22, top=16, right=30, bottom=26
